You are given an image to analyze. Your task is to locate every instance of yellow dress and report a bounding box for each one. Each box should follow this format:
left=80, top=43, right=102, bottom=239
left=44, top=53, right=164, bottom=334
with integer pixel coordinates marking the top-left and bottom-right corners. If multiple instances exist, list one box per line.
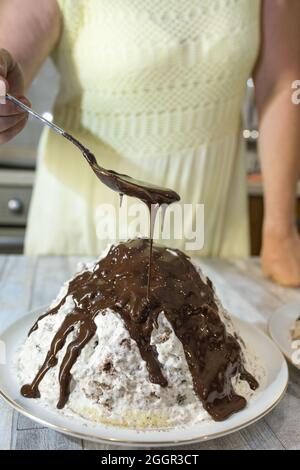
left=25, top=0, right=261, bottom=256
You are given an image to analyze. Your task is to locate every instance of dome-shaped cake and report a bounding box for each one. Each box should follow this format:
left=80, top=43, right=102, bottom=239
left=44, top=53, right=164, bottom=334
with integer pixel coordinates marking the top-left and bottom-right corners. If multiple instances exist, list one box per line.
left=16, top=239, right=262, bottom=428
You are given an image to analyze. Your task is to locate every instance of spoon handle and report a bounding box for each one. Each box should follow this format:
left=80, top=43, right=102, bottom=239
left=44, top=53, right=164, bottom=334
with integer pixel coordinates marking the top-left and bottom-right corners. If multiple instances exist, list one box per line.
left=5, top=93, right=65, bottom=136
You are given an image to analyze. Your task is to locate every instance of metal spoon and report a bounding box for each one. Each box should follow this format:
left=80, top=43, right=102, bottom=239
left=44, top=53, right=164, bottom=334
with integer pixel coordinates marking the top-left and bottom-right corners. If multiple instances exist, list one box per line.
left=5, top=93, right=180, bottom=206
left=6, top=93, right=180, bottom=297
left=6, top=93, right=64, bottom=136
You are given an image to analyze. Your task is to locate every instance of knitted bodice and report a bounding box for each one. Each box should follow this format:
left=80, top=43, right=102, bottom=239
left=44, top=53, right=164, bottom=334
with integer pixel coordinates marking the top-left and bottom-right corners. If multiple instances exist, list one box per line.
left=53, top=0, right=261, bottom=158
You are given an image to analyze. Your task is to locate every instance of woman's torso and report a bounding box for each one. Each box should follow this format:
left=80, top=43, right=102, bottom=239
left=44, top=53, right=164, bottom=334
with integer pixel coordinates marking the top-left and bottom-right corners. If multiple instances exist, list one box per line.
left=25, top=0, right=261, bottom=256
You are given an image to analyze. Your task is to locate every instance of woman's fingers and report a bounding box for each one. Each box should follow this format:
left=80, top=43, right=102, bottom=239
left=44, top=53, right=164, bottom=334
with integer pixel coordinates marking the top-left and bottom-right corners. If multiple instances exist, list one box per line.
left=0, top=49, right=24, bottom=97
left=0, top=94, right=31, bottom=116
left=0, top=49, right=14, bottom=103
left=0, top=88, right=31, bottom=142
left=0, top=113, right=28, bottom=144
left=0, top=50, right=29, bottom=143
left=0, top=78, right=7, bottom=104
left=0, top=76, right=9, bottom=105
left=0, top=112, right=29, bottom=132
left=0, top=48, right=16, bottom=77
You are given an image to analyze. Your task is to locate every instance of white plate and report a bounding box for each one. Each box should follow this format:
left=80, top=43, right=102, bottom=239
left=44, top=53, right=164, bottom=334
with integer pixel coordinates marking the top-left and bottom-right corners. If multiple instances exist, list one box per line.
left=269, top=302, right=300, bottom=369
left=0, top=310, right=288, bottom=448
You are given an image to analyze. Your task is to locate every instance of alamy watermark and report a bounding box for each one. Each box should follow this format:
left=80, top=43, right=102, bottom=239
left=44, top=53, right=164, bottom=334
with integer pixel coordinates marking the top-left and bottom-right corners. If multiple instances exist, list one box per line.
left=94, top=200, right=205, bottom=251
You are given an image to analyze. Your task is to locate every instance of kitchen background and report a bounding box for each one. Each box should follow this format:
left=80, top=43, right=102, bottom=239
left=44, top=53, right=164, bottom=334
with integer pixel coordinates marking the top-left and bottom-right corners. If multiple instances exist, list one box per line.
left=0, top=61, right=298, bottom=255
left=0, top=60, right=58, bottom=254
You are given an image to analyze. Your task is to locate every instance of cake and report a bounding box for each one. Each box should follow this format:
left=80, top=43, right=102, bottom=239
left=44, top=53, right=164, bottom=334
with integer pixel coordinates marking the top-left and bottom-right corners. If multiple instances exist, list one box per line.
left=16, top=239, right=263, bottom=428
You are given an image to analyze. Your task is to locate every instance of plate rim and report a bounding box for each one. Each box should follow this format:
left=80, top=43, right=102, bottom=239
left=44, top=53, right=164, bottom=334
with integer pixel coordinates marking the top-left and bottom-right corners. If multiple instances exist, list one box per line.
left=0, top=309, right=289, bottom=447
left=0, top=378, right=288, bottom=447
left=268, top=302, right=300, bottom=369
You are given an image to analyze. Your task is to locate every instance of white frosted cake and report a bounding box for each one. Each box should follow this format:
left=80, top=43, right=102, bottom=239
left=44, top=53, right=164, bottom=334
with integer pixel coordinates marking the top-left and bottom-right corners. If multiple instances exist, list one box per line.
left=16, top=239, right=264, bottom=429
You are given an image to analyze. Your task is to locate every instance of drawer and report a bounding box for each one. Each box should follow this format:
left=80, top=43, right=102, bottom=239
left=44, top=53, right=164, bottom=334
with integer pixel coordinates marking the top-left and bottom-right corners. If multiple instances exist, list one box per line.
left=0, top=186, right=32, bottom=226
left=0, top=226, right=24, bottom=253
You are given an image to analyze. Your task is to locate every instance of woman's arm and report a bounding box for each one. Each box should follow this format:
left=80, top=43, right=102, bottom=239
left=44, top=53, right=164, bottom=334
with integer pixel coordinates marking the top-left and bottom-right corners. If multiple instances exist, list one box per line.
left=0, top=0, right=60, bottom=143
left=0, top=0, right=60, bottom=87
left=254, top=0, right=300, bottom=287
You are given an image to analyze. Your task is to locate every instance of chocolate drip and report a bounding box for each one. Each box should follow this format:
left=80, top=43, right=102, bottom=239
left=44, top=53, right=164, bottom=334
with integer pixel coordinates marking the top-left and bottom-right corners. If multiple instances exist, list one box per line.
left=21, top=239, right=258, bottom=421
left=63, top=132, right=180, bottom=298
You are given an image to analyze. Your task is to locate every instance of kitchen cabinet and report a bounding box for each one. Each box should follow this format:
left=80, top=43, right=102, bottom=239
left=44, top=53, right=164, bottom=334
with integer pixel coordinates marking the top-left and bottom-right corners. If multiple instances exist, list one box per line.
left=0, top=170, right=34, bottom=253
left=249, top=194, right=263, bottom=256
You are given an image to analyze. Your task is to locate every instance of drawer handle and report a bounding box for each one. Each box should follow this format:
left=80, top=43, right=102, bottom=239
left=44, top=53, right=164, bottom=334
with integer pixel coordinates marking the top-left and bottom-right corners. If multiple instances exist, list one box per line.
left=8, top=198, right=23, bottom=214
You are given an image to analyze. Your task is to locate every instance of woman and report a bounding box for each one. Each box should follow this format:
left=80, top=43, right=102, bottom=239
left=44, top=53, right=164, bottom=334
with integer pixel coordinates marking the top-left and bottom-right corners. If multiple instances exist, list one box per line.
left=0, top=0, right=299, bottom=286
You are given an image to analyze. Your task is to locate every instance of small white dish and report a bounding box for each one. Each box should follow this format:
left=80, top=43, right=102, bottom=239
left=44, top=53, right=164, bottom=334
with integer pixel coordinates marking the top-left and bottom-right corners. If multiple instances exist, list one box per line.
left=0, top=309, right=288, bottom=448
left=269, top=302, right=300, bottom=369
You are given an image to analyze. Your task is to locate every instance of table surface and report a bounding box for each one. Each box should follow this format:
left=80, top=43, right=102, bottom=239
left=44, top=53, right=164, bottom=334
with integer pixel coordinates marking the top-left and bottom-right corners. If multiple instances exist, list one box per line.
left=1, top=255, right=300, bottom=451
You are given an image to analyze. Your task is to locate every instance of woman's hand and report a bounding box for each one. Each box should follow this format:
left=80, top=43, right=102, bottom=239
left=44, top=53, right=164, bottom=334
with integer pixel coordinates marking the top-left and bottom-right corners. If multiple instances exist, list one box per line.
left=0, top=0, right=61, bottom=144
left=0, top=48, right=30, bottom=143
left=262, top=227, right=300, bottom=287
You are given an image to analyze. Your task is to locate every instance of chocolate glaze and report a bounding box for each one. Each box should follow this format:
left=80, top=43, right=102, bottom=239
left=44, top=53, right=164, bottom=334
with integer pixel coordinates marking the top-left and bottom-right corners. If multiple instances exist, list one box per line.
left=63, top=133, right=180, bottom=207
left=63, top=132, right=180, bottom=298
left=21, top=239, right=258, bottom=421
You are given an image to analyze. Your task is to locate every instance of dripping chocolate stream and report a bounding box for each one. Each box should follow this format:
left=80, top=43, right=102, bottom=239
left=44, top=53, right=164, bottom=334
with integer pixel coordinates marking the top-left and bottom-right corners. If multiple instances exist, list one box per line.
left=147, top=203, right=160, bottom=298
left=21, top=239, right=258, bottom=421
left=63, top=133, right=180, bottom=297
